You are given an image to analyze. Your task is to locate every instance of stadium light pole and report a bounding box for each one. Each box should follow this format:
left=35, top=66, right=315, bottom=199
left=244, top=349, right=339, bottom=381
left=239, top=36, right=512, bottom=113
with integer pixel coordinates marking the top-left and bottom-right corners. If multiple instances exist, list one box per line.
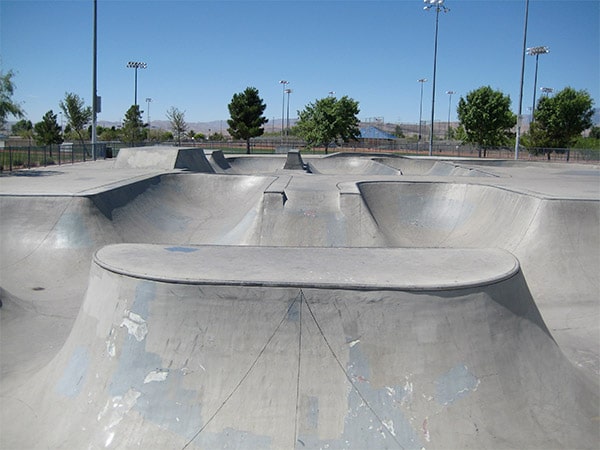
left=285, top=88, right=292, bottom=136
left=91, top=0, right=98, bottom=160
left=423, top=0, right=449, bottom=156
left=279, top=80, right=289, bottom=143
left=127, top=61, right=147, bottom=107
left=446, top=90, right=455, bottom=138
left=528, top=46, right=549, bottom=122
left=514, top=0, right=529, bottom=160
left=417, top=78, right=427, bottom=151
left=145, top=98, right=152, bottom=127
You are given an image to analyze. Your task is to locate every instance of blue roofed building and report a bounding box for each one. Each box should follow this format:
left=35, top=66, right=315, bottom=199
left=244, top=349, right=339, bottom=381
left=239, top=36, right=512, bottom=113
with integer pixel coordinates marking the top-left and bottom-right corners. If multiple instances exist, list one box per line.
left=359, top=126, right=397, bottom=140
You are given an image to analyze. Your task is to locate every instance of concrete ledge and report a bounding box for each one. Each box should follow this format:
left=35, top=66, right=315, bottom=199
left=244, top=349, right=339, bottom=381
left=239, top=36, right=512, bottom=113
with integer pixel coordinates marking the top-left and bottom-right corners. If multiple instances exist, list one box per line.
left=94, top=244, right=520, bottom=291
left=114, top=146, right=215, bottom=172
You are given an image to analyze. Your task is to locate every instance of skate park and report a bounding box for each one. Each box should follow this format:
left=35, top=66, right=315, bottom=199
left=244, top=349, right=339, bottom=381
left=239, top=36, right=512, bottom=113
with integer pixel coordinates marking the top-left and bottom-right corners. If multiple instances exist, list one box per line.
left=0, top=147, right=598, bottom=449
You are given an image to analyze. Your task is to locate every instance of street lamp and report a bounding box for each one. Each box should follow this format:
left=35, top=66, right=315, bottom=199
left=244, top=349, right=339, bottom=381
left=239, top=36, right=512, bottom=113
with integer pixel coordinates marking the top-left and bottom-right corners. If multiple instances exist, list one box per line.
left=285, top=88, right=292, bottom=136
left=423, top=0, right=450, bottom=156
left=279, top=80, right=289, bottom=142
left=145, top=98, right=152, bottom=126
left=417, top=78, right=427, bottom=151
left=127, top=61, right=147, bottom=106
left=446, top=90, right=455, bottom=138
left=527, top=46, right=549, bottom=122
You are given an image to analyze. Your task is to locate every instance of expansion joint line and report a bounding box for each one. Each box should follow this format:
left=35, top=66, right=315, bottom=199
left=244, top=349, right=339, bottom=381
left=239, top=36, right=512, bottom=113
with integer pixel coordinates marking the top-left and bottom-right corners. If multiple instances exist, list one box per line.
left=303, top=295, right=405, bottom=449
left=181, top=291, right=304, bottom=450
left=293, top=289, right=304, bottom=448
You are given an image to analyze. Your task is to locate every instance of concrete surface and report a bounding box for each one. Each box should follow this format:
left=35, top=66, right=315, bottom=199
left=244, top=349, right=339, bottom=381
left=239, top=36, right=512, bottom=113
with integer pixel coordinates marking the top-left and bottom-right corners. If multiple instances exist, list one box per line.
left=0, top=147, right=598, bottom=449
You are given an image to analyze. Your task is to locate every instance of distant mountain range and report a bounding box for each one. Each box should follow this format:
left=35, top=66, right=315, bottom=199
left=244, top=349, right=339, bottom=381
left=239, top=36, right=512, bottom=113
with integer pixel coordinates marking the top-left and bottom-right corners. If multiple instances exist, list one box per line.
left=98, top=118, right=299, bottom=136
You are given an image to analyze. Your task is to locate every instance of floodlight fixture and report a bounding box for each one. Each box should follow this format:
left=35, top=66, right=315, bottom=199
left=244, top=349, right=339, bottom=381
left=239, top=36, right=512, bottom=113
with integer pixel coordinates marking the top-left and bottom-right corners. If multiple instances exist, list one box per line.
left=527, top=46, right=549, bottom=56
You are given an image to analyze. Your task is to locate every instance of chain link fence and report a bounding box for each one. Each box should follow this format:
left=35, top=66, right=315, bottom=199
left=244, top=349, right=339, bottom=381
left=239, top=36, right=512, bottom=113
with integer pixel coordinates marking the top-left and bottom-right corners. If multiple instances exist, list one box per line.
left=2, top=138, right=598, bottom=172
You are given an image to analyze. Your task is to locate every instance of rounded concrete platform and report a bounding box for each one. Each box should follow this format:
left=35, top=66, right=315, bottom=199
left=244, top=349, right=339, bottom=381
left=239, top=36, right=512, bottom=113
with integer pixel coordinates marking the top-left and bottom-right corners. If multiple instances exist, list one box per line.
left=95, top=244, right=520, bottom=290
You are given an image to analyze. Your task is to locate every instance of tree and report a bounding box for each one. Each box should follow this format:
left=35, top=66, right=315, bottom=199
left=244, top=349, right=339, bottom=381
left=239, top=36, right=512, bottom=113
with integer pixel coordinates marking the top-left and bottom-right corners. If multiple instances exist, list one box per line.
left=122, top=105, right=146, bottom=146
left=166, top=106, right=187, bottom=146
left=295, top=95, right=360, bottom=154
left=456, top=86, right=516, bottom=157
left=97, top=125, right=121, bottom=141
left=0, top=70, right=25, bottom=131
left=34, top=110, right=63, bottom=153
left=528, top=87, right=594, bottom=158
left=59, top=92, right=92, bottom=147
left=227, top=87, right=268, bottom=154
left=11, top=119, right=33, bottom=136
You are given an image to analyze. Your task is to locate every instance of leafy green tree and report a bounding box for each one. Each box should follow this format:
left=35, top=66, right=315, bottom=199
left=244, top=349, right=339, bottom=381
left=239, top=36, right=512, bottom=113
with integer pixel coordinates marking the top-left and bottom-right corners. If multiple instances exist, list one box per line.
left=528, top=87, right=594, bottom=157
left=122, top=105, right=146, bottom=146
left=295, top=95, right=360, bottom=154
left=209, top=132, right=224, bottom=141
left=11, top=119, right=33, bottom=136
left=456, top=86, right=516, bottom=157
left=0, top=70, right=25, bottom=131
left=34, top=110, right=63, bottom=154
left=60, top=92, right=92, bottom=147
left=97, top=126, right=121, bottom=141
left=166, top=106, right=187, bottom=146
left=227, top=87, right=268, bottom=154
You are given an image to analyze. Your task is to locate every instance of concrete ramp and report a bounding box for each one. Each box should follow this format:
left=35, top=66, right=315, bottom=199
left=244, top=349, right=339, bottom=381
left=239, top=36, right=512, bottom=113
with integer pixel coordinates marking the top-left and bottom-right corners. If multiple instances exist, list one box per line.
left=209, top=150, right=233, bottom=173
left=307, top=156, right=402, bottom=175
left=283, top=150, right=306, bottom=171
left=115, top=146, right=215, bottom=172
left=2, top=244, right=597, bottom=449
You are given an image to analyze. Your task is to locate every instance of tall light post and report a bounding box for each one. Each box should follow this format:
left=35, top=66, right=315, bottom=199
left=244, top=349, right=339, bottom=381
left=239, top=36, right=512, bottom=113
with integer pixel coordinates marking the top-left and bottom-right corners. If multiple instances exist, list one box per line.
left=285, top=88, right=292, bottom=136
left=446, top=90, right=455, bottom=138
left=127, top=61, right=147, bottom=107
left=417, top=78, right=427, bottom=151
left=91, top=0, right=98, bottom=160
left=514, top=0, right=529, bottom=160
left=423, top=0, right=449, bottom=156
left=279, top=80, right=289, bottom=142
left=528, top=46, right=549, bottom=122
left=145, top=98, right=152, bottom=126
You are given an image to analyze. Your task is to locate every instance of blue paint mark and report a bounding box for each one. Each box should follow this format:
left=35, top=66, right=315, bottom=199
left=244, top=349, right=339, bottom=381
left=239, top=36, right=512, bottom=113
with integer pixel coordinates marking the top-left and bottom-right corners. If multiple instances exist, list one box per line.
left=435, top=364, right=479, bottom=405
left=132, top=280, right=156, bottom=318
left=165, top=246, right=198, bottom=253
left=109, top=280, right=203, bottom=440
left=55, top=346, right=89, bottom=397
left=298, top=345, right=423, bottom=449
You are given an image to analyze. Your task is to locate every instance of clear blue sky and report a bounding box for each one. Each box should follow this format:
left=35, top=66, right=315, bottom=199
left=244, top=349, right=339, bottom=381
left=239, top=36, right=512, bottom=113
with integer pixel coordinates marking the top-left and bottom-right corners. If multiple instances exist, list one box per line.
left=2, top=0, right=598, bottom=127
